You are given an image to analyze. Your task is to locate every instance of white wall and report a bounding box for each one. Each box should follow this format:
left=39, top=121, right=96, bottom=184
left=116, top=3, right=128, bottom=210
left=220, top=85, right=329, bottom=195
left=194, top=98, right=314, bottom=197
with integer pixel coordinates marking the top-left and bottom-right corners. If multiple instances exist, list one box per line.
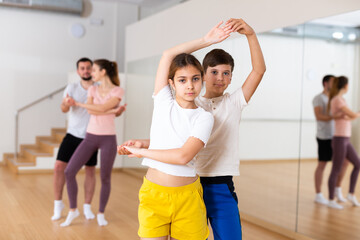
left=125, top=0, right=360, bottom=62
left=0, top=0, right=138, bottom=161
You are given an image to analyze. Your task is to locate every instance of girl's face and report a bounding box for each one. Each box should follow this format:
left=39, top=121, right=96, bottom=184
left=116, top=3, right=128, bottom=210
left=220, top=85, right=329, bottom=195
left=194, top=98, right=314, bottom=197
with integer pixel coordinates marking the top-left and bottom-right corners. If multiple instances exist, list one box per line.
left=344, top=83, right=349, bottom=93
left=91, top=64, right=105, bottom=82
left=170, top=65, right=203, bottom=103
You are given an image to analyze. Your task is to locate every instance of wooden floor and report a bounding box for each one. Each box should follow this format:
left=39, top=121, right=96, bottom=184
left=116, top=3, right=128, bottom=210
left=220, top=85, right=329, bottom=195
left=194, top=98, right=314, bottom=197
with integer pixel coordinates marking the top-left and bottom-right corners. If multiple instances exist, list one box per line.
left=0, top=165, right=291, bottom=240
left=237, top=160, right=360, bottom=240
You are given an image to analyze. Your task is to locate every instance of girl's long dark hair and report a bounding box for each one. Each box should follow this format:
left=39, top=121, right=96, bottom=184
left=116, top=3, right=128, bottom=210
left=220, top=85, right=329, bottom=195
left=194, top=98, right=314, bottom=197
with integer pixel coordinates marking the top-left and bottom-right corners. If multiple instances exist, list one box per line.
left=327, top=76, right=348, bottom=113
left=94, top=59, right=120, bottom=86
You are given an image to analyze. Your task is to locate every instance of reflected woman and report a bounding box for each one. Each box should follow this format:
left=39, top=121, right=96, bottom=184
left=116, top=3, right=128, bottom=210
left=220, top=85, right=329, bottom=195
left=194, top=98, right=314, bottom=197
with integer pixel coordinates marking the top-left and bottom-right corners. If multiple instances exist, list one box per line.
left=327, top=76, right=360, bottom=209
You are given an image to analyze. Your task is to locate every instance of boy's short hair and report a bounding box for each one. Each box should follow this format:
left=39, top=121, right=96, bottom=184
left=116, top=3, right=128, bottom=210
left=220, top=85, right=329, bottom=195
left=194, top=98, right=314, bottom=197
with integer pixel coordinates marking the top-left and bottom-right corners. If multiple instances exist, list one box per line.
left=203, top=49, right=234, bottom=73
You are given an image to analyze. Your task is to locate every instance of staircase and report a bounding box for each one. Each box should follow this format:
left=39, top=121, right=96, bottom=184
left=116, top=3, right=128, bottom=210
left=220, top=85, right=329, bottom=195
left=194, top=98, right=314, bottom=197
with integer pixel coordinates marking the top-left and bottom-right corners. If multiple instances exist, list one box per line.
left=3, top=128, right=66, bottom=174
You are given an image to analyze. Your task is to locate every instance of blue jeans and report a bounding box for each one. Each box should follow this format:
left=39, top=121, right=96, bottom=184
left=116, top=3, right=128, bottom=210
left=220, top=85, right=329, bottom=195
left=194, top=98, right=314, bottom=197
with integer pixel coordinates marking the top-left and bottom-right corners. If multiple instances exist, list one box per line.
left=201, top=177, right=242, bottom=240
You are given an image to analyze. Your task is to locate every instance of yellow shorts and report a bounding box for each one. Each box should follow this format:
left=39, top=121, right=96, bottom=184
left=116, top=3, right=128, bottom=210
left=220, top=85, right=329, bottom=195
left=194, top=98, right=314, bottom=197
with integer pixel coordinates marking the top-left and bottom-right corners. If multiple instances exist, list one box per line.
left=138, top=177, right=209, bottom=240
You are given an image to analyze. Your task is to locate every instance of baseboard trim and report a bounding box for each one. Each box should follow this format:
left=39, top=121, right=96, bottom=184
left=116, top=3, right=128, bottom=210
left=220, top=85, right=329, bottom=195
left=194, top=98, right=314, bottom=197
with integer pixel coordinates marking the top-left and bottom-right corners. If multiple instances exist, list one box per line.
left=16, top=167, right=126, bottom=174
left=240, top=158, right=316, bottom=164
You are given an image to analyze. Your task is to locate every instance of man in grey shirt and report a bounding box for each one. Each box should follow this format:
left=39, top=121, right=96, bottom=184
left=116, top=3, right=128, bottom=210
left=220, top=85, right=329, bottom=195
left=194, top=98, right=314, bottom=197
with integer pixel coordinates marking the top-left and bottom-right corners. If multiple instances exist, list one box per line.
left=313, top=75, right=348, bottom=204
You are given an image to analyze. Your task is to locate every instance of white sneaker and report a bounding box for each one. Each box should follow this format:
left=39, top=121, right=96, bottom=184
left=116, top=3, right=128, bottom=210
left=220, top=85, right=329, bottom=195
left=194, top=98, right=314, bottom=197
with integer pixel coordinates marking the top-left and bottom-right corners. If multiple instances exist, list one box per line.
left=328, top=200, right=344, bottom=209
left=335, top=187, right=347, bottom=202
left=315, top=193, right=329, bottom=205
left=347, top=194, right=360, bottom=207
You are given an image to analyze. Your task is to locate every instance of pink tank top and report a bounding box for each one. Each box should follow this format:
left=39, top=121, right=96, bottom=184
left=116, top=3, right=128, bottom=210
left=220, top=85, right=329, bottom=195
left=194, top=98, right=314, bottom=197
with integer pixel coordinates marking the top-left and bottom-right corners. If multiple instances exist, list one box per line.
left=86, top=85, right=124, bottom=135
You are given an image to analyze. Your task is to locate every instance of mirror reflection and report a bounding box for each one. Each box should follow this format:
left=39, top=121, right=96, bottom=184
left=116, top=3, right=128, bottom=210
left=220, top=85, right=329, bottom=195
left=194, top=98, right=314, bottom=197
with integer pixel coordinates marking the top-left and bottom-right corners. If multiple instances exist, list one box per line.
left=298, top=10, right=360, bottom=240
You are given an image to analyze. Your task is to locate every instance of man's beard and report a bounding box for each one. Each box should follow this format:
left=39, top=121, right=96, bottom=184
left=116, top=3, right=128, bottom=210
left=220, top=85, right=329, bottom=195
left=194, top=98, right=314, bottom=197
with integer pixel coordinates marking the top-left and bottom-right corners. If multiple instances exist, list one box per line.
left=81, top=76, right=92, bottom=81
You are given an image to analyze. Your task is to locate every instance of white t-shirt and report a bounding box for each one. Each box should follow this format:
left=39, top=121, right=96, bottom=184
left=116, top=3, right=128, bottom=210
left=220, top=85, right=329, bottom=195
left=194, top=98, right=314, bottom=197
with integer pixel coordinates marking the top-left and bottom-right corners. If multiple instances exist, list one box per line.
left=142, top=85, right=214, bottom=177
left=195, top=87, right=248, bottom=176
left=63, top=82, right=93, bottom=138
left=312, top=93, right=334, bottom=139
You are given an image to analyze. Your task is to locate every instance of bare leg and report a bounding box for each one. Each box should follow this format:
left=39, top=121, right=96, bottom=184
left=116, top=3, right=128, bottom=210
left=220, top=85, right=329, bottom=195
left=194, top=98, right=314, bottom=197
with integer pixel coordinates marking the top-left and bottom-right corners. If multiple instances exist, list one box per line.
left=52, top=160, right=67, bottom=220
left=54, top=160, right=67, bottom=200
left=314, top=161, right=327, bottom=193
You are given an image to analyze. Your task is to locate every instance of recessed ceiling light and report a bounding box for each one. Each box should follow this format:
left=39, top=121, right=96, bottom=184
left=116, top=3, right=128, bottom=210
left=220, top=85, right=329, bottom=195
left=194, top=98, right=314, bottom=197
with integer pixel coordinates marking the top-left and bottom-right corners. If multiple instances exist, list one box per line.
left=332, top=32, right=344, bottom=39
left=348, top=33, right=357, bottom=41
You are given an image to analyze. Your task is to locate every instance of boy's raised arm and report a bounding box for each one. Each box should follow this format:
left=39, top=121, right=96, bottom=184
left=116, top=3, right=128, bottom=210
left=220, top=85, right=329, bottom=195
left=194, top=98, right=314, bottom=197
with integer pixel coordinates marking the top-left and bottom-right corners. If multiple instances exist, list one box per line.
left=225, top=18, right=266, bottom=102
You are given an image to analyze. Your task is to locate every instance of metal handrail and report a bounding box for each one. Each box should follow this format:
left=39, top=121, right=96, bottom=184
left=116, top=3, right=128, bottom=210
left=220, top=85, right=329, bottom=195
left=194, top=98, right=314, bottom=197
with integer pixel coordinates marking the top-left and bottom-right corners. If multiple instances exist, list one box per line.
left=14, top=86, right=66, bottom=163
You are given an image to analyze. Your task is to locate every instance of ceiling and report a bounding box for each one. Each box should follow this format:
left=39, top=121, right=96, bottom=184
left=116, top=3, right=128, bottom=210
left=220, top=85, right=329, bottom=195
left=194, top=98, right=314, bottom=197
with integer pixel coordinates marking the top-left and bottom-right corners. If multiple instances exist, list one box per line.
left=96, top=0, right=177, bottom=7
left=310, top=10, right=360, bottom=27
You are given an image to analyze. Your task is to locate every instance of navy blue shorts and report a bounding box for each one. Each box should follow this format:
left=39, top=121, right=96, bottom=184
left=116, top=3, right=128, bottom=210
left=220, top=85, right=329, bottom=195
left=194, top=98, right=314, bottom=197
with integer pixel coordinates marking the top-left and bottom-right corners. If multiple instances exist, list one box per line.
left=200, top=176, right=242, bottom=240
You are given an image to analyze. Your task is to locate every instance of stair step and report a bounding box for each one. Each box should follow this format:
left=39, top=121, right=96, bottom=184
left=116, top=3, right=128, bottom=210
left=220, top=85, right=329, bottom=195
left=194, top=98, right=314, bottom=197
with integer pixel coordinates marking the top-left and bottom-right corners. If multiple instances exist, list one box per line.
left=38, top=138, right=60, bottom=154
left=7, top=156, right=35, bottom=166
left=22, top=147, right=52, bottom=162
left=3, top=154, right=35, bottom=174
left=54, top=132, right=66, bottom=142
left=5, top=127, right=66, bottom=174
left=52, top=128, right=66, bottom=132
left=24, top=148, right=53, bottom=157
left=40, top=139, right=59, bottom=147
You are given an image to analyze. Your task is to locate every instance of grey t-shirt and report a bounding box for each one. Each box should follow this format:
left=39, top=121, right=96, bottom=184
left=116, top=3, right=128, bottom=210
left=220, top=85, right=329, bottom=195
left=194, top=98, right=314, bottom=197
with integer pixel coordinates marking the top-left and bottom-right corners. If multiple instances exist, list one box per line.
left=63, top=82, right=92, bottom=139
left=312, top=93, right=334, bottom=139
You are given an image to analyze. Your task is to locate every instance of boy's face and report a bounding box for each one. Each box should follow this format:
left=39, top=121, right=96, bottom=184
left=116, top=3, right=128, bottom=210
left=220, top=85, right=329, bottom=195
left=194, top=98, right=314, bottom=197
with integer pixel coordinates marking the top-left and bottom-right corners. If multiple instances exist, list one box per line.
left=204, top=64, right=232, bottom=96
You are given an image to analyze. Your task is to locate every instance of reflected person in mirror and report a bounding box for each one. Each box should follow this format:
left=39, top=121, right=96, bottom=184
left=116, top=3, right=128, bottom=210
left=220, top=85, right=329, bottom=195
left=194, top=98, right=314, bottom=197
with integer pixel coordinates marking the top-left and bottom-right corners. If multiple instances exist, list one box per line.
left=313, top=75, right=349, bottom=205
left=327, top=76, right=360, bottom=209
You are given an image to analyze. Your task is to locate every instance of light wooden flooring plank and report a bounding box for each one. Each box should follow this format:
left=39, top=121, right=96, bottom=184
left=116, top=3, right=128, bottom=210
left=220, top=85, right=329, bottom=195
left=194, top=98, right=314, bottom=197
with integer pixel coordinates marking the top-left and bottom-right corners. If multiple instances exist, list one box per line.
left=0, top=166, right=291, bottom=240
left=237, top=160, right=360, bottom=240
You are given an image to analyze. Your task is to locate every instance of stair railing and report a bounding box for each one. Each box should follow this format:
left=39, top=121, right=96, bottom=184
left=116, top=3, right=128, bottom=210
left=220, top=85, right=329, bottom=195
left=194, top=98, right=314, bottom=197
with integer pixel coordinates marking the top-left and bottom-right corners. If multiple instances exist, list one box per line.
left=14, top=86, right=66, bottom=163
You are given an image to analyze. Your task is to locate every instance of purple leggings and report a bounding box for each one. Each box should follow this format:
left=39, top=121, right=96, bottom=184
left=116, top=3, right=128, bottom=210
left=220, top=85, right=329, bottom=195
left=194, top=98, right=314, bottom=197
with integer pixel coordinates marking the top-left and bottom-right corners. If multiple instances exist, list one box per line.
left=65, top=133, right=117, bottom=212
left=328, top=137, right=360, bottom=199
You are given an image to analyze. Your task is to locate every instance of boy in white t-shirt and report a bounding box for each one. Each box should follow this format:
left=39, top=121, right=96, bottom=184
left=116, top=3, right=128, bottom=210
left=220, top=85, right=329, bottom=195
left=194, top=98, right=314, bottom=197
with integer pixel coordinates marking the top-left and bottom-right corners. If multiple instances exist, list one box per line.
left=194, top=18, right=265, bottom=240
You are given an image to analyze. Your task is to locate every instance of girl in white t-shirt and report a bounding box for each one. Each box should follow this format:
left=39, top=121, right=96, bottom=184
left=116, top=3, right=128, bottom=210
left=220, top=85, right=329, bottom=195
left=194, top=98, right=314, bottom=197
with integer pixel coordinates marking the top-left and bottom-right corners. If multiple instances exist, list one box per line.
left=117, top=22, right=231, bottom=240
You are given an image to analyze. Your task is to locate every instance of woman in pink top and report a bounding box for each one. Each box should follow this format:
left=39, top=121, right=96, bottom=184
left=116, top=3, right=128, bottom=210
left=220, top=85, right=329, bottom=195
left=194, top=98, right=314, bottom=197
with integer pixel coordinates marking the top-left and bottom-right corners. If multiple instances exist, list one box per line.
left=61, top=59, right=125, bottom=226
left=327, top=76, right=360, bottom=209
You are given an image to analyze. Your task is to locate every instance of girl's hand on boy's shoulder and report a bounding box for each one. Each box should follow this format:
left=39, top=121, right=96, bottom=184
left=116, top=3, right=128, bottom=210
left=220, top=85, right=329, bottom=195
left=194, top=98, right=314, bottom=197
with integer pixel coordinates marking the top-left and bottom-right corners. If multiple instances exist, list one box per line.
left=225, top=18, right=255, bottom=36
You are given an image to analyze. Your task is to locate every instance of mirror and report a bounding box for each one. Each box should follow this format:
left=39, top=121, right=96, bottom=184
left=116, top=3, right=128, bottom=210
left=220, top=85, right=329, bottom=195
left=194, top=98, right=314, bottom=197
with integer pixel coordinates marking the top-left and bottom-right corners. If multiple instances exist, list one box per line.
left=298, top=10, right=360, bottom=240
